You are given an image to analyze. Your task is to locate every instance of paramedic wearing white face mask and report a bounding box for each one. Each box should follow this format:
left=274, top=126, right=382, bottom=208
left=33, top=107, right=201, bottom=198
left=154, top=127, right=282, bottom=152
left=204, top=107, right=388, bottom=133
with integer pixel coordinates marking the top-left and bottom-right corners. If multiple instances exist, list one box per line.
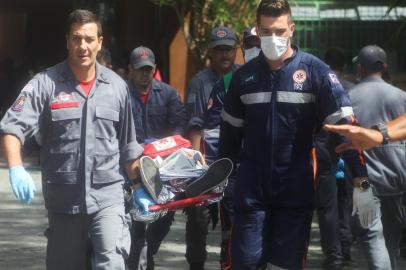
left=219, top=1, right=377, bottom=269
left=257, top=10, right=295, bottom=68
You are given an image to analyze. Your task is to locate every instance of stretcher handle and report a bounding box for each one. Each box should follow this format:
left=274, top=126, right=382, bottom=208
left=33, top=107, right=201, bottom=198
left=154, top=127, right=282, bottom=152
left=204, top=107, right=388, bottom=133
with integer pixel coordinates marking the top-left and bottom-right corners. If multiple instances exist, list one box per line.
left=148, top=193, right=222, bottom=211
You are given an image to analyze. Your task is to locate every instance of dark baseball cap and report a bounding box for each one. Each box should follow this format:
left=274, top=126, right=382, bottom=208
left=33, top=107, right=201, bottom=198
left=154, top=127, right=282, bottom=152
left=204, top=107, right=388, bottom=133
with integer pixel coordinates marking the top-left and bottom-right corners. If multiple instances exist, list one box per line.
left=130, top=46, right=156, bottom=69
left=208, top=26, right=237, bottom=49
left=352, top=45, right=387, bottom=70
left=243, top=27, right=258, bottom=41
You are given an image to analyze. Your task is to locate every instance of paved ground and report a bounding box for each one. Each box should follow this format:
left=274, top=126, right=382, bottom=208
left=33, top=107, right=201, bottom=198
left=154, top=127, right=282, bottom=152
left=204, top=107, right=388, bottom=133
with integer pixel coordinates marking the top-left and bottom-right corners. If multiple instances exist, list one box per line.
left=1, top=165, right=405, bottom=269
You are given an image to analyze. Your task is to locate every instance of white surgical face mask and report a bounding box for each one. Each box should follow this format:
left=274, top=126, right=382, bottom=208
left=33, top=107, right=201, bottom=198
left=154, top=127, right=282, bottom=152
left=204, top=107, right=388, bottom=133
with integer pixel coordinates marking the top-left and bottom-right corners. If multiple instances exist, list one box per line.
left=244, top=47, right=261, bottom=62
left=260, top=35, right=289, bottom=61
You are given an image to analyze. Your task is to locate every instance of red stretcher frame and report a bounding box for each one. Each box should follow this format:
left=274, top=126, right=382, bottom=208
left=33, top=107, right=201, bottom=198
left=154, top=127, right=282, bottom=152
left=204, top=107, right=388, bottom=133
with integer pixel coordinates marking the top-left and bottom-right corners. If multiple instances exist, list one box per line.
left=148, top=192, right=222, bottom=212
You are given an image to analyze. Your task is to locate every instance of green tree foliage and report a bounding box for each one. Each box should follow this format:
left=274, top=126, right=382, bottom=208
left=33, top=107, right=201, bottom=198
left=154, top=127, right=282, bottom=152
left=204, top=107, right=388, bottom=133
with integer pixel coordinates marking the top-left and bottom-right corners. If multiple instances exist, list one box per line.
left=150, top=0, right=260, bottom=67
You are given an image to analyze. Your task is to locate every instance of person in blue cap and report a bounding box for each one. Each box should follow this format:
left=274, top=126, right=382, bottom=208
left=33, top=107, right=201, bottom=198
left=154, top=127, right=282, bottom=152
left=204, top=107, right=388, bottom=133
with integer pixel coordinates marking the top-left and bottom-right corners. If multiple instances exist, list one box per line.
left=184, top=25, right=239, bottom=270
left=202, top=26, right=260, bottom=269
left=126, top=45, right=186, bottom=270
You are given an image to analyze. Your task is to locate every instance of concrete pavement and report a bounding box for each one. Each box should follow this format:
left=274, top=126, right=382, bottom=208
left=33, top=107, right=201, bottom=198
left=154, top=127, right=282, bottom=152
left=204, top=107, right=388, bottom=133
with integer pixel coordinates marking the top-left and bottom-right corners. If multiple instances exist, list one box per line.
left=1, top=166, right=405, bottom=269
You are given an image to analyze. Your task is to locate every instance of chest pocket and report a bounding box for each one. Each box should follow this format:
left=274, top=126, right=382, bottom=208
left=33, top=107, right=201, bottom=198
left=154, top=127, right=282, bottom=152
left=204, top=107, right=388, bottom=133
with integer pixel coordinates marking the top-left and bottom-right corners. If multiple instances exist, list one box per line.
left=95, top=106, right=119, bottom=142
left=44, top=108, right=82, bottom=184
left=93, top=106, right=122, bottom=184
left=50, top=108, right=82, bottom=150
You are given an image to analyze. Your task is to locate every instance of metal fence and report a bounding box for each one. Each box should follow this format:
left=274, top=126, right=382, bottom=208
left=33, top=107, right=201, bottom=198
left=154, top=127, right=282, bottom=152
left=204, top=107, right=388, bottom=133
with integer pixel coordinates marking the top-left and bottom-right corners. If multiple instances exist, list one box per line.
left=291, top=1, right=406, bottom=74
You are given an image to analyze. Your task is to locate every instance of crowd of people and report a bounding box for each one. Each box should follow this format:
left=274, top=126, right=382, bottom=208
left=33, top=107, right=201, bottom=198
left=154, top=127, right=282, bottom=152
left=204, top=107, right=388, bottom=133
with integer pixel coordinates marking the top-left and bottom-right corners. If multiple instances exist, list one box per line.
left=1, top=0, right=406, bottom=270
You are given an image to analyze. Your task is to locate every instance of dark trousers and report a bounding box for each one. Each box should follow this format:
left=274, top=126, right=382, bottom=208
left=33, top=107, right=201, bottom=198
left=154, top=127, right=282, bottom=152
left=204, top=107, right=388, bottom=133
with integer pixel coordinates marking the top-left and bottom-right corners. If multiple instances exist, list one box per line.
left=231, top=205, right=313, bottom=269
left=380, top=195, right=406, bottom=269
left=185, top=205, right=210, bottom=264
left=219, top=177, right=235, bottom=270
left=316, top=173, right=353, bottom=265
left=127, top=211, right=175, bottom=270
left=219, top=196, right=233, bottom=270
left=337, top=179, right=353, bottom=259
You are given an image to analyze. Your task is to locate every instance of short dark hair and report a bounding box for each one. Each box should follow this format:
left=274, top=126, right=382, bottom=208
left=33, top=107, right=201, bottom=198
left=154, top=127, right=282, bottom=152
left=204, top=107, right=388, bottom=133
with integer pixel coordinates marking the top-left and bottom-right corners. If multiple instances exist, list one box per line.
left=66, top=9, right=102, bottom=37
left=257, top=0, right=292, bottom=24
left=324, top=48, right=346, bottom=72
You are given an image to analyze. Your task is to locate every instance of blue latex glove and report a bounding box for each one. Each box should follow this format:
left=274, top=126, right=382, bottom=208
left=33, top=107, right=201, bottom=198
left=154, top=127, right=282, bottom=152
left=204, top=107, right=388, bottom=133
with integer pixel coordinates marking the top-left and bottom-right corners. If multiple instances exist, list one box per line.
left=335, top=170, right=345, bottom=180
left=337, top=158, right=345, bottom=170
left=335, top=159, right=346, bottom=181
left=9, top=165, right=36, bottom=204
left=133, top=187, right=154, bottom=214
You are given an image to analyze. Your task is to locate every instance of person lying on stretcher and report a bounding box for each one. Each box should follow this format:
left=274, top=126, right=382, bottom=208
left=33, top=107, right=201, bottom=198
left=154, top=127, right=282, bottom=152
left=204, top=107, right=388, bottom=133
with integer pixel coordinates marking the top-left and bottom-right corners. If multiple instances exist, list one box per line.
left=125, top=136, right=233, bottom=223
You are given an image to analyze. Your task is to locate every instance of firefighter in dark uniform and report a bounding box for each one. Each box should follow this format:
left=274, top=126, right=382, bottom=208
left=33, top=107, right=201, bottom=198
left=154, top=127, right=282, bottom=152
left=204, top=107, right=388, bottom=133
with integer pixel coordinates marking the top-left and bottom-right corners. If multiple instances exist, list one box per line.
left=218, top=1, right=379, bottom=269
left=0, top=10, right=149, bottom=270
left=126, top=46, right=187, bottom=270
left=184, top=26, right=239, bottom=270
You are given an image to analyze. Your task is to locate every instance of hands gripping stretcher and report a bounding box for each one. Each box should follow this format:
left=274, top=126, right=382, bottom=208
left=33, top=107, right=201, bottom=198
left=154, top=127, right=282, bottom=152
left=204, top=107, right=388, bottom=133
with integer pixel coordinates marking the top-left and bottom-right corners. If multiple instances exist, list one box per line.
left=126, top=135, right=233, bottom=223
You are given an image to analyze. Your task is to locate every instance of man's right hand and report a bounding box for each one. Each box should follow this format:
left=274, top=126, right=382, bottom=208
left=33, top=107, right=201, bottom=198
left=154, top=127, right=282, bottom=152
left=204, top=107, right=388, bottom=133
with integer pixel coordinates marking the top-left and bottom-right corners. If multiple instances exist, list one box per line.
left=9, top=165, right=36, bottom=204
left=323, top=124, right=383, bottom=152
left=133, top=187, right=155, bottom=214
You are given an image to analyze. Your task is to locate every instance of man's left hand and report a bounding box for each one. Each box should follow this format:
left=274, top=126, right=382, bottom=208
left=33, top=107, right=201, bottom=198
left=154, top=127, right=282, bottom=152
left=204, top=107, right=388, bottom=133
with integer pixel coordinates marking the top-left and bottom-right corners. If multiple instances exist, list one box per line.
left=352, top=188, right=380, bottom=228
left=133, top=187, right=155, bottom=214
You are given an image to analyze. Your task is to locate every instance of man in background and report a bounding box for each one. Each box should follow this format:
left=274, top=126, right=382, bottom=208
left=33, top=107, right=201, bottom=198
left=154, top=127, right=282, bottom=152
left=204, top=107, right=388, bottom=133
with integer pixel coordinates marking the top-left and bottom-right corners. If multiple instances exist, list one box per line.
left=349, top=45, right=406, bottom=269
left=203, top=26, right=260, bottom=270
left=126, top=46, right=186, bottom=270
left=97, top=46, right=113, bottom=69
left=184, top=26, right=239, bottom=270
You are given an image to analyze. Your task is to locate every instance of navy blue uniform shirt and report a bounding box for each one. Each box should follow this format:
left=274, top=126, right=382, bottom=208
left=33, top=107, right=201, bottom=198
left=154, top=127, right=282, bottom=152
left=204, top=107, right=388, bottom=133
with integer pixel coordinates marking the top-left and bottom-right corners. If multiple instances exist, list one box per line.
left=128, top=79, right=187, bottom=143
left=219, top=48, right=367, bottom=207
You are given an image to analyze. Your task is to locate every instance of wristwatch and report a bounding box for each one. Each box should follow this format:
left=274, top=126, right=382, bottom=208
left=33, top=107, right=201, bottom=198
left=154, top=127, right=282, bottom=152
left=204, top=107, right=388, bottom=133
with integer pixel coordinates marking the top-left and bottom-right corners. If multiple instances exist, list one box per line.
left=355, top=178, right=371, bottom=191
left=371, top=122, right=390, bottom=145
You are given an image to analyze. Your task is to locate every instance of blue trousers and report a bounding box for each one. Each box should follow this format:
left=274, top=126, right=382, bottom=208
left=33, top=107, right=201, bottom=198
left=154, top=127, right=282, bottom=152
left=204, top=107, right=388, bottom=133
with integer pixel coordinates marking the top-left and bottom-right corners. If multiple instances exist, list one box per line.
left=230, top=205, right=313, bottom=269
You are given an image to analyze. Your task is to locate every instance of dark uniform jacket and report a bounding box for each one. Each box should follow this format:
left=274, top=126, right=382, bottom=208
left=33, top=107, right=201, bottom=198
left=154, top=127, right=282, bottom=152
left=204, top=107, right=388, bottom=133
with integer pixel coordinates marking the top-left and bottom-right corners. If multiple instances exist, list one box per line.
left=128, top=79, right=186, bottom=143
left=185, top=65, right=239, bottom=131
left=219, top=48, right=367, bottom=208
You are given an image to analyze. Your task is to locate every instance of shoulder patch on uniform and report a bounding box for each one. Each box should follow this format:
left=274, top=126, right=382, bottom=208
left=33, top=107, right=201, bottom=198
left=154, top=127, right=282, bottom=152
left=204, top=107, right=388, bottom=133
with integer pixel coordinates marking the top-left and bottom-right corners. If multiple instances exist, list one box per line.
left=328, top=73, right=340, bottom=84
left=11, top=95, right=26, bottom=112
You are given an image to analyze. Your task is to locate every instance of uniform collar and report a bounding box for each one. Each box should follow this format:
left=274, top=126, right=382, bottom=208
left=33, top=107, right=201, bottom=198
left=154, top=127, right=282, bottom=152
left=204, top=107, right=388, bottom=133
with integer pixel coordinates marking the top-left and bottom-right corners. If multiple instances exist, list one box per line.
left=151, top=79, right=163, bottom=91
left=129, top=79, right=162, bottom=94
left=95, top=62, right=110, bottom=84
left=57, top=60, right=109, bottom=84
